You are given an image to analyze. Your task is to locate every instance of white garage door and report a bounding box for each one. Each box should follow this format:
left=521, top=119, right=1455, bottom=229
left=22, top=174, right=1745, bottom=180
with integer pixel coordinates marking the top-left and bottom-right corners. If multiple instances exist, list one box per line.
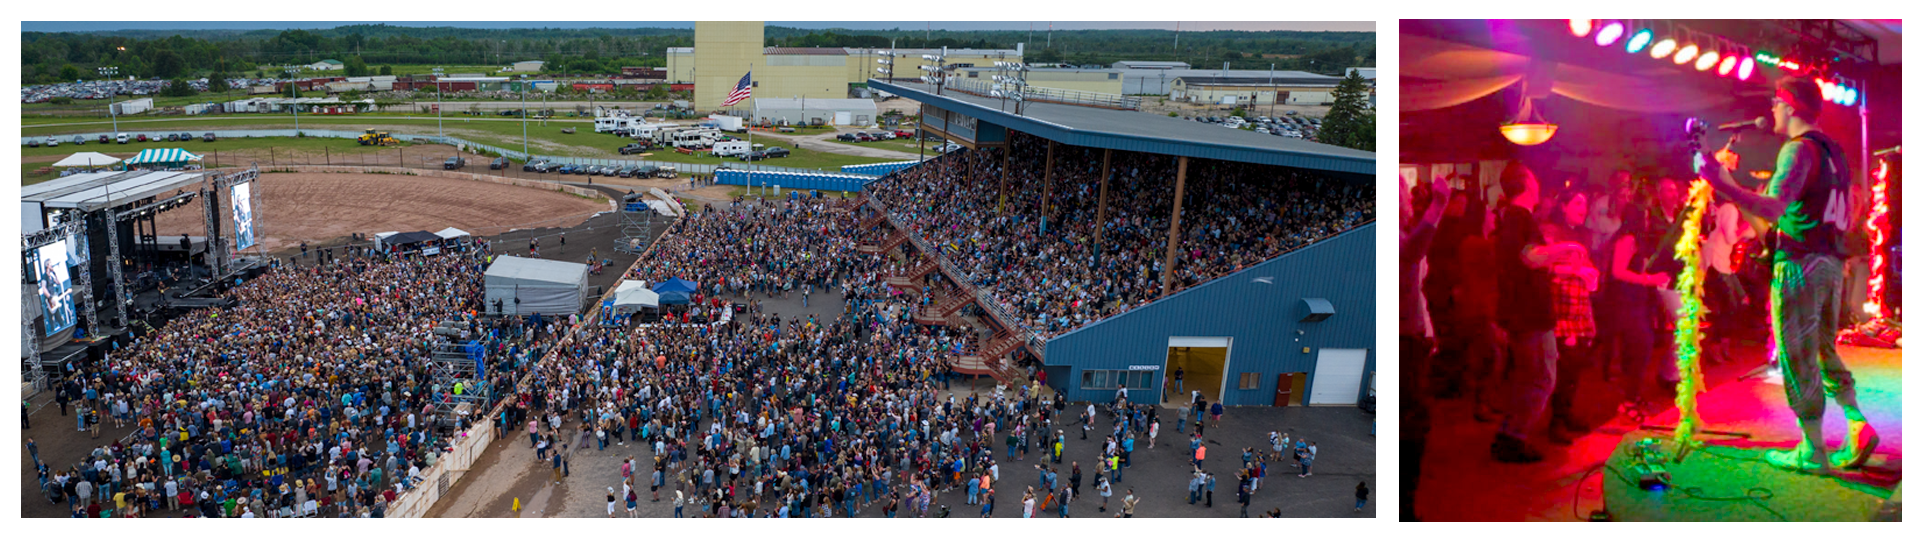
left=1309, top=348, right=1368, bottom=405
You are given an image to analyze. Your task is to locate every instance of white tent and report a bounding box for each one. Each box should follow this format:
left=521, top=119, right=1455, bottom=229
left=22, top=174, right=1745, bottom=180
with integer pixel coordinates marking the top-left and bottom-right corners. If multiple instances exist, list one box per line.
left=484, top=255, right=590, bottom=316
left=52, top=152, right=122, bottom=168
left=610, top=280, right=660, bottom=313
left=435, top=227, right=472, bottom=240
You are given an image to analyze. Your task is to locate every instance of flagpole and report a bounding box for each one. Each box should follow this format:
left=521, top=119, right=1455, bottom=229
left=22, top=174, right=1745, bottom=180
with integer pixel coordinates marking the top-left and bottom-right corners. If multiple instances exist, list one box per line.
left=747, top=65, right=756, bottom=198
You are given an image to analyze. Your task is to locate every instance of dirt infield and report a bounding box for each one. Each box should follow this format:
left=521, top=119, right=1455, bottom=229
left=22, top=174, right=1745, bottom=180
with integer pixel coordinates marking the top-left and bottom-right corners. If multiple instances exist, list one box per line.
left=153, top=171, right=606, bottom=254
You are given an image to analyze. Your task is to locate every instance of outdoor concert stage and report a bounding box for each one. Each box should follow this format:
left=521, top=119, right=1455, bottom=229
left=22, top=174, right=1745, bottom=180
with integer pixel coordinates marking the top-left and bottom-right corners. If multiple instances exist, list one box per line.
left=1413, top=344, right=1902, bottom=521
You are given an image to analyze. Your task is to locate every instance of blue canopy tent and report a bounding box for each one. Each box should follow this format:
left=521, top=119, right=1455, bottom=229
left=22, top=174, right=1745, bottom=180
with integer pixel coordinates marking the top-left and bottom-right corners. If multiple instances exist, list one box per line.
left=652, top=278, right=697, bottom=305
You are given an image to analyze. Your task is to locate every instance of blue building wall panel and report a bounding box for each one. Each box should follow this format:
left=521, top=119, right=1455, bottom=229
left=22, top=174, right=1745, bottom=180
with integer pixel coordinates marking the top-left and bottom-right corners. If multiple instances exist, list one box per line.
left=715, top=169, right=876, bottom=193
left=1042, top=224, right=1376, bottom=406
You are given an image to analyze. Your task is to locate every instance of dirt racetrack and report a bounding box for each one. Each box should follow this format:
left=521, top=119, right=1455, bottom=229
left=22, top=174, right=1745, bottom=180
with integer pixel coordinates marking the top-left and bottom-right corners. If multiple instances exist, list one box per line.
left=153, top=171, right=606, bottom=254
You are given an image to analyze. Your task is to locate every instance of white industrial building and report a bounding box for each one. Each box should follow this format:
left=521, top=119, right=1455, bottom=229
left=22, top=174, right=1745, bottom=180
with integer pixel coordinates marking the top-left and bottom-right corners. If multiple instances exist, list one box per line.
left=504, top=60, right=546, bottom=73
left=745, top=98, right=879, bottom=126
left=1119, top=68, right=1337, bottom=96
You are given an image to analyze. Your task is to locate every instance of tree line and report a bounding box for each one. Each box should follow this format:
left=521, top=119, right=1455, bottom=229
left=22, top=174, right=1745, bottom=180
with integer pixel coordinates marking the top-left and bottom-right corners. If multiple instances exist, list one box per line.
left=23, top=24, right=1373, bottom=85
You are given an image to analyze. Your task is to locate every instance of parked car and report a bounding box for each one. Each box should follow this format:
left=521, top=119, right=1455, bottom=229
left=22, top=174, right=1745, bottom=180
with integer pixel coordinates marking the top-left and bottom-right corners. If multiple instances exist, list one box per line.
left=203, top=133, right=217, bottom=142
left=836, top=133, right=859, bottom=142
left=179, top=132, right=193, bottom=141
left=136, top=134, right=149, bottom=142
left=116, top=133, right=130, bottom=144
left=619, top=143, right=651, bottom=155
left=556, top=164, right=578, bottom=174
left=45, top=136, right=60, bottom=147
left=531, top=160, right=556, bottom=173
left=763, top=146, right=791, bottom=158
left=98, top=134, right=111, bottom=144
left=27, top=138, right=39, bottom=148
left=443, top=156, right=466, bottom=170
left=854, top=132, right=876, bottom=142
left=490, top=157, right=510, bottom=170
left=70, top=135, right=87, bottom=145
left=893, top=129, right=914, bottom=138
left=874, top=131, right=896, bottom=140
left=523, top=158, right=548, bottom=172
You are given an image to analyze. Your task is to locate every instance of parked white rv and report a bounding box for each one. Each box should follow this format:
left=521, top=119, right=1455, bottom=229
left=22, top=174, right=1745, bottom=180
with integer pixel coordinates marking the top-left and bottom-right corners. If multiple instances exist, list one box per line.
left=714, top=138, right=756, bottom=155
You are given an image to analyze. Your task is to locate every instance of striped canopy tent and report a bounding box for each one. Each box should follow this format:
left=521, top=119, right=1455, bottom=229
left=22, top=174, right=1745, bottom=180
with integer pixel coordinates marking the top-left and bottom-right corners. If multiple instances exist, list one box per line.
left=123, top=148, right=204, bottom=167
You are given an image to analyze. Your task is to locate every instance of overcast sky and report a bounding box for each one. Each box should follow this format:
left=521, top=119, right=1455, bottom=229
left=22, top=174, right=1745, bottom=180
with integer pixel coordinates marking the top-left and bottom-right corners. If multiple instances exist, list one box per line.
left=24, top=21, right=1374, bottom=33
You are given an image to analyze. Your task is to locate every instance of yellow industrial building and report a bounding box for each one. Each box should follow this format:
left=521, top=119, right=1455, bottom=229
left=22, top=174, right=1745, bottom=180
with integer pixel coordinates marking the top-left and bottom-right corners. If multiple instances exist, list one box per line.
left=672, top=22, right=1121, bottom=109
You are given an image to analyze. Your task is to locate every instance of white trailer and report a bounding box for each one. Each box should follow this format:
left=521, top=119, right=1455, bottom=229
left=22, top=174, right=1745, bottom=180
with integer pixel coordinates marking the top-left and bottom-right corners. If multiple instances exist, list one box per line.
left=595, top=116, right=632, bottom=133
left=629, top=122, right=675, bottom=141
left=709, top=115, right=746, bottom=133
left=714, top=138, right=748, bottom=155
left=112, top=97, right=153, bottom=115
left=671, top=128, right=720, bottom=149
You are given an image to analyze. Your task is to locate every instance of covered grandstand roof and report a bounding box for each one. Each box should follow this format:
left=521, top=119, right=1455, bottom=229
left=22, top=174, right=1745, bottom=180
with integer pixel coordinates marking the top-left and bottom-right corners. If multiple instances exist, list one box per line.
left=869, top=80, right=1373, bottom=176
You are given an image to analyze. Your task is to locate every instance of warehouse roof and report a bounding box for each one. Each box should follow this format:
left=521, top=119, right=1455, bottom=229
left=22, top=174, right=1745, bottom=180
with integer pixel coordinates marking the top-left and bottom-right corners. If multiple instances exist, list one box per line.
left=1174, top=76, right=1342, bottom=87
left=1112, top=61, right=1191, bottom=69
left=870, top=80, right=1372, bottom=176
left=764, top=47, right=850, bottom=55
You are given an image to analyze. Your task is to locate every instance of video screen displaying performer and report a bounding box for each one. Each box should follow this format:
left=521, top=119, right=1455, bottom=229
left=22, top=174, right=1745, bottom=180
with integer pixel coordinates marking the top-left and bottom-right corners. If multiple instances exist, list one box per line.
left=232, top=181, right=255, bottom=251
left=35, top=240, right=77, bottom=335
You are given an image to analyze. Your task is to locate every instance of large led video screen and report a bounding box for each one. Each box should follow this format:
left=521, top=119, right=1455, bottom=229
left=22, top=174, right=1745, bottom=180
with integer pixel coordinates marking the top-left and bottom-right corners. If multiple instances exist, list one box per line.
left=232, top=182, right=255, bottom=251
left=35, top=241, right=77, bottom=336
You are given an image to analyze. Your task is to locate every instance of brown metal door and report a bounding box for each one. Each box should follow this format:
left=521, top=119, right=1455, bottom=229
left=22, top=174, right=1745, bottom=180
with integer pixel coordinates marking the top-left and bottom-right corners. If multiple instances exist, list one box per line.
left=1273, top=373, right=1294, bottom=406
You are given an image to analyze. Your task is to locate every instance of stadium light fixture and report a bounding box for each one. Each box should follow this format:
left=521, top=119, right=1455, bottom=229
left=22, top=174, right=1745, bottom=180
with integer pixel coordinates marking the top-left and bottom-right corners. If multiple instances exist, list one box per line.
left=1736, top=56, right=1755, bottom=80
left=1717, top=55, right=1738, bottom=76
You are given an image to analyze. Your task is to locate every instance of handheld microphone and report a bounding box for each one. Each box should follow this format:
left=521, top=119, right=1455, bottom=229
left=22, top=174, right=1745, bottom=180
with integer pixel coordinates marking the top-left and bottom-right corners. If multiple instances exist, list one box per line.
left=1717, top=117, right=1770, bottom=132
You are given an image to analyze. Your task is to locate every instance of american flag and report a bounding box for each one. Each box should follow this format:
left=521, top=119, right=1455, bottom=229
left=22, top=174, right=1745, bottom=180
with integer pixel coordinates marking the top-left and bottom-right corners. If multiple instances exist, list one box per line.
left=721, top=71, right=752, bottom=107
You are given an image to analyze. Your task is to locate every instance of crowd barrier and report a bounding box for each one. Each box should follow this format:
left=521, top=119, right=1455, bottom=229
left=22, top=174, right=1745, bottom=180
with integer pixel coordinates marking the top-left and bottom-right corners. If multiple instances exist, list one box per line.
left=838, top=159, right=927, bottom=177
left=714, top=168, right=878, bottom=193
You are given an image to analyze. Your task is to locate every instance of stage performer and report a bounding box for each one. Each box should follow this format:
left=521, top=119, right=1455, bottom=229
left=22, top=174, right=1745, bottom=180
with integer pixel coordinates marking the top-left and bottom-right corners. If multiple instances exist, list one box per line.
left=1698, top=76, right=1877, bottom=473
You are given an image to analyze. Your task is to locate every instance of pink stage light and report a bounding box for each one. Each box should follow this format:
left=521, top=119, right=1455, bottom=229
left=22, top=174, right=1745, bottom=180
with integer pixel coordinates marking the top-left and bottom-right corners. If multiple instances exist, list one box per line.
left=1717, top=55, right=1738, bottom=76
left=1596, top=22, right=1626, bottom=46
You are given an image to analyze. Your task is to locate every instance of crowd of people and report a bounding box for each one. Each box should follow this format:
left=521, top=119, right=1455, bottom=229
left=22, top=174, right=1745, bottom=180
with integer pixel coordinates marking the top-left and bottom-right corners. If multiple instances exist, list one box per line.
left=1401, top=164, right=1772, bottom=471
left=32, top=241, right=561, bottom=518
left=867, top=133, right=1373, bottom=340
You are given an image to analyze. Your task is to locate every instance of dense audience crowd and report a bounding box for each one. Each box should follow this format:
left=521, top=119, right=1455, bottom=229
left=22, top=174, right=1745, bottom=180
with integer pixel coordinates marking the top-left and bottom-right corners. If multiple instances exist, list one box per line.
left=868, top=133, right=1373, bottom=339
left=33, top=243, right=560, bottom=518
left=522, top=201, right=1235, bottom=518
left=627, top=198, right=867, bottom=306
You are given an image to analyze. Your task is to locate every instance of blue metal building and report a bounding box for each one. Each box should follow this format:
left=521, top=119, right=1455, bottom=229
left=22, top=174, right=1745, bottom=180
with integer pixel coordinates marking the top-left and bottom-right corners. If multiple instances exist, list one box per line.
left=1041, top=225, right=1376, bottom=406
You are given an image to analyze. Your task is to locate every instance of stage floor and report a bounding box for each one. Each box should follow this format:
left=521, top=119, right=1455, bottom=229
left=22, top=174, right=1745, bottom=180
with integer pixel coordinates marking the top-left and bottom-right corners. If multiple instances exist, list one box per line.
left=1411, top=344, right=1902, bottom=521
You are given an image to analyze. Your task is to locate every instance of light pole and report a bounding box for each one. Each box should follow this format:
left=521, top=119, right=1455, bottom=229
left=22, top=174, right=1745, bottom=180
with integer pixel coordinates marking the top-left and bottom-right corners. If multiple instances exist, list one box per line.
left=1269, top=63, right=1275, bottom=118
left=98, top=66, right=120, bottom=136
left=433, top=66, right=445, bottom=136
left=520, top=78, right=529, bottom=157
left=283, top=65, right=304, bottom=134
